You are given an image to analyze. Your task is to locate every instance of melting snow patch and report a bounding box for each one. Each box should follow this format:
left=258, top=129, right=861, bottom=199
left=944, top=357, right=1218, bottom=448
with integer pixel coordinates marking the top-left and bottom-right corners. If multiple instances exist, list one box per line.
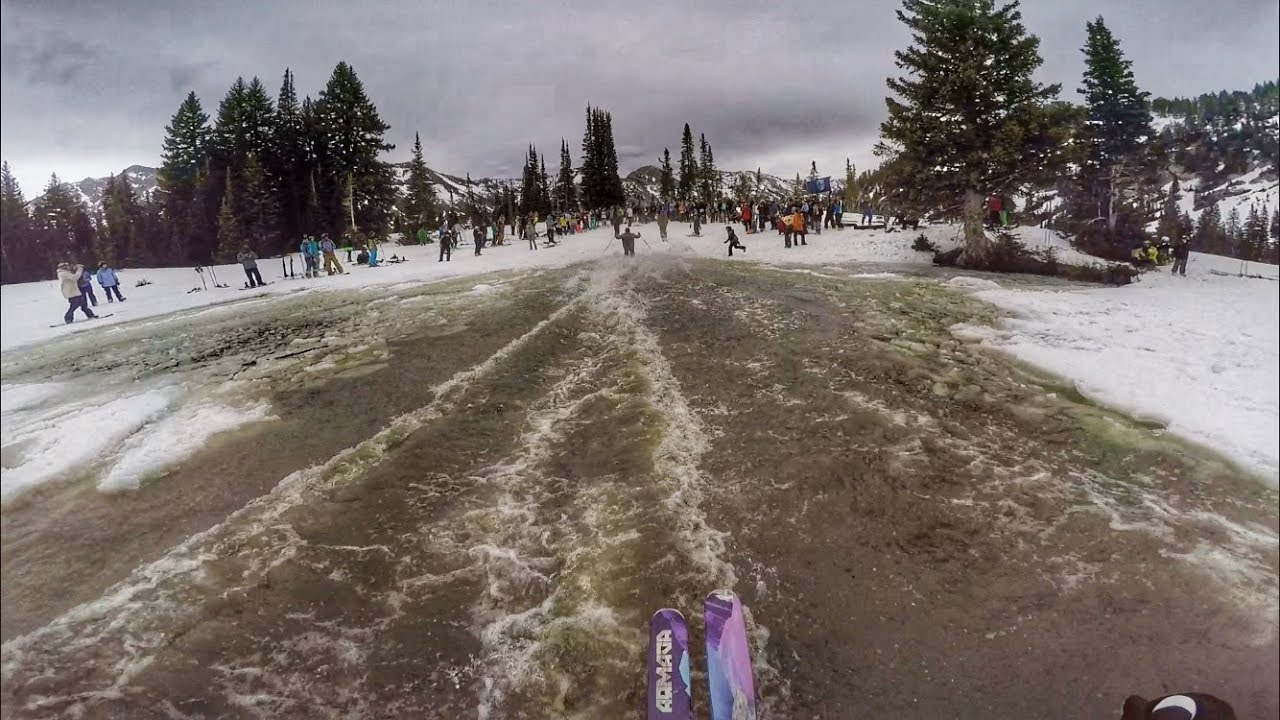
left=1, top=387, right=177, bottom=501
left=471, top=283, right=495, bottom=294
left=98, top=401, right=277, bottom=492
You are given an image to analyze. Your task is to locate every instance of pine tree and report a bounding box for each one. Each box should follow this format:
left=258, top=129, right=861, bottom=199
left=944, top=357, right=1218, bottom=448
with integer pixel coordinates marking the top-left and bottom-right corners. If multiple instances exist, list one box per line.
left=598, top=111, right=625, bottom=207
left=1, top=161, right=37, bottom=282
left=273, top=68, right=310, bottom=243
left=844, top=159, right=857, bottom=206
left=793, top=173, right=804, bottom=198
left=100, top=171, right=141, bottom=265
left=402, top=132, right=439, bottom=234
left=1155, top=177, right=1181, bottom=240
left=312, top=62, right=397, bottom=238
left=240, top=153, right=280, bottom=252
left=658, top=148, right=675, bottom=202
left=1194, top=201, right=1223, bottom=253
left=879, top=0, right=1061, bottom=265
left=677, top=123, right=697, bottom=201
left=698, top=134, right=717, bottom=203
left=34, top=174, right=93, bottom=263
left=156, top=92, right=211, bottom=262
left=580, top=106, right=600, bottom=209
left=1076, top=16, right=1155, bottom=242
left=1225, top=207, right=1243, bottom=255
left=556, top=139, right=577, bottom=210
left=519, top=145, right=541, bottom=216
left=538, top=155, right=551, bottom=213
left=216, top=172, right=245, bottom=261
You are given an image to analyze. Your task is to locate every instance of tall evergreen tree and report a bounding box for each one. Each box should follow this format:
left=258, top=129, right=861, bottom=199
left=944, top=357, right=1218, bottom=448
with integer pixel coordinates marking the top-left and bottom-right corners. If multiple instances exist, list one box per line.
left=598, top=110, right=625, bottom=207
left=100, top=172, right=141, bottom=265
left=34, top=173, right=95, bottom=264
left=0, top=161, right=35, bottom=282
left=677, top=123, right=697, bottom=201
left=556, top=139, right=577, bottom=210
left=273, top=68, right=310, bottom=243
left=312, top=62, right=397, bottom=238
left=879, top=0, right=1061, bottom=265
left=658, top=148, right=675, bottom=202
left=240, top=153, right=280, bottom=252
left=1224, top=207, right=1243, bottom=255
left=698, top=134, right=717, bottom=203
left=216, top=171, right=245, bottom=261
left=156, top=92, right=212, bottom=262
left=519, top=145, right=541, bottom=215
left=1075, top=16, right=1155, bottom=243
left=844, top=159, right=858, bottom=206
left=580, top=105, right=600, bottom=209
left=402, top=132, right=439, bottom=234
left=1194, top=201, right=1223, bottom=253
left=539, top=155, right=552, bottom=212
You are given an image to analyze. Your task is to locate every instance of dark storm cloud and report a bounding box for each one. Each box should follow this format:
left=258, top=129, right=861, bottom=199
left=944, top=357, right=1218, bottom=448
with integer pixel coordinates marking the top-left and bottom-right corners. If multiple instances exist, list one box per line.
left=1, top=0, right=1277, bottom=193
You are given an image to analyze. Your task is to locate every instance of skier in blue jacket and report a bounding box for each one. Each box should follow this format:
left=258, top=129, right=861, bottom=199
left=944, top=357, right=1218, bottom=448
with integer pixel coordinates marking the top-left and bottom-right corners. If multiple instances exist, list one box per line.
left=95, top=263, right=125, bottom=302
left=300, top=236, right=320, bottom=278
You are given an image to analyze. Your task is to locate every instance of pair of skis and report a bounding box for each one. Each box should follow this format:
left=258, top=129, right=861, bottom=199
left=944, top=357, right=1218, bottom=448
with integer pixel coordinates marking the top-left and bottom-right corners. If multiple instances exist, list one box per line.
left=647, top=590, right=756, bottom=720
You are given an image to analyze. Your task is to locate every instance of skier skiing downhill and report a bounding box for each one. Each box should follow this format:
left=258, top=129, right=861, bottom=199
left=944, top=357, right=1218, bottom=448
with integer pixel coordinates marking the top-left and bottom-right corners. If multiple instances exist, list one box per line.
left=57, top=262, right=98, bottom=324
left=619, top=224, right=641, bottom=257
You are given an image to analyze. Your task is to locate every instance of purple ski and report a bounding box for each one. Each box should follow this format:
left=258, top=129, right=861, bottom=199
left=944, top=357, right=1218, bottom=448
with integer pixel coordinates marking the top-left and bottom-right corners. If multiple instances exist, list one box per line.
left=704, top=589, right=756, bottom=720
left=648, top=608, right=692, bottom=720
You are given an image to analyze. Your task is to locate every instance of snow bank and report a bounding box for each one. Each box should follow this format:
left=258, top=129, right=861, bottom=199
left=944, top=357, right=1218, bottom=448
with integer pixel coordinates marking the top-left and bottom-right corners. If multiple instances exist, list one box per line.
left=98, top=401, right=277, bottom=492
left=959, top=252, right=1280, bottom=484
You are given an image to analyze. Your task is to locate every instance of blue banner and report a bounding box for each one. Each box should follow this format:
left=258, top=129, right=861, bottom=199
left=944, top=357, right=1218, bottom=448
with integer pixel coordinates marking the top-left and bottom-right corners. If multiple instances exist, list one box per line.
left=805, top=176, right=832, bottom=194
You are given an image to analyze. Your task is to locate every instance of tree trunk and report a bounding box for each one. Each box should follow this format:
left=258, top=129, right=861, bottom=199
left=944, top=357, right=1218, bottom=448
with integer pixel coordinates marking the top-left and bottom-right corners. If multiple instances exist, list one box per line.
left=1105, top=164, right=1117, bottom=236
left=959, top=188, right=990, bottom=267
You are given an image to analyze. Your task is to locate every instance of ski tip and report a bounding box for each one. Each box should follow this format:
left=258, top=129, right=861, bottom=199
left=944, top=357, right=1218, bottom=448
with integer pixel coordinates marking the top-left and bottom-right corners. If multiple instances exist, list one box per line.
left=651, top=607, right=686, bottom=622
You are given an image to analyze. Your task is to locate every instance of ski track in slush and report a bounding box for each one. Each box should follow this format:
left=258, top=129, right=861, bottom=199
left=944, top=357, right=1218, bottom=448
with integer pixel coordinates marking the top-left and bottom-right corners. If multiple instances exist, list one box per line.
left=0, top=299, right=583, bottom=715
left=1, top=267, right=760, bottom=718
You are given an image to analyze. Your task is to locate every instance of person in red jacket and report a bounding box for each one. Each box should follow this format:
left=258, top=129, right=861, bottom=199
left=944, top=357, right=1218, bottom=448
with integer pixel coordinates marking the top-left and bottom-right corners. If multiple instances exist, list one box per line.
left=986, top=194, right=1002, bottom=228
left=740, top=202, right=752, bottom=234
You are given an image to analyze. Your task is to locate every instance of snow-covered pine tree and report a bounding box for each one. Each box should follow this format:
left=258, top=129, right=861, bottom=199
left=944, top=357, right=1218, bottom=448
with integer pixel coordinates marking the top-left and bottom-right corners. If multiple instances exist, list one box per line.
left=879, top=0, right=1061, bottom=266
left=677, top=124, right=696, bottom=201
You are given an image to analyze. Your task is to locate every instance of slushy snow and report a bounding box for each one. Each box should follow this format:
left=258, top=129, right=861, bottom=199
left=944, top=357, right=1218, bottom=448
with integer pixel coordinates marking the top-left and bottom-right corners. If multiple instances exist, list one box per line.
left=952, top=253, right=1280, bottom=484
left=4, top=222, right=1277, bottom=490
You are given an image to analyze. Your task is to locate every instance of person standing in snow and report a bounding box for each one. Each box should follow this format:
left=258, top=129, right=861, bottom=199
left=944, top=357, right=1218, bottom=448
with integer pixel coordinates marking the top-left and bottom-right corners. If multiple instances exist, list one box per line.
left=618, top=224, right=641, bottom=257
left=57, top=262, right=98, bottom=323
left=237, top=247, right=265, bottom=288
left=526, top=217, right=538, bottom=250
left=860, top=203, right=873, bottom=227
left=319, top=234, right=344, bottom=275
left=740, top=202, right=753, bottom=234
left=77, top=266, right=99, bottom=306
left=1170, top=237, right=1190, bottom=276
left=95, top=262, right=125, bottom=302
left=472, top=226, right=485, bottom=256
left=612, top=210, right=623, bottom=239
left=724, top=226, right=746, bottom=256
left=656, top=210, right=670, bottom=241
left=691, top=207, right=702, bottom=237
left=300, top=235, right=320, bottom=278
left=791, top=208, right=808, bottom=246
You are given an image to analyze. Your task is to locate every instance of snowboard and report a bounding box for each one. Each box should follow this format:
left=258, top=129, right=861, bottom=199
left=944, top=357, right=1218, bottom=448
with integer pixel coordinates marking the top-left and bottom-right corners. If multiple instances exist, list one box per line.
left=647, top=608, right=692, bottom=720
left=704, top=590, right=756, bottom=720
left=52, top=312, right=114, bottom=327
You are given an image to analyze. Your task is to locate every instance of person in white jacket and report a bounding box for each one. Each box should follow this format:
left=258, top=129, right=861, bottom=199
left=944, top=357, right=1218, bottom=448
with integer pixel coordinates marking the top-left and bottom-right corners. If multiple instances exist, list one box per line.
left=57, top=262, right=98, bottom=324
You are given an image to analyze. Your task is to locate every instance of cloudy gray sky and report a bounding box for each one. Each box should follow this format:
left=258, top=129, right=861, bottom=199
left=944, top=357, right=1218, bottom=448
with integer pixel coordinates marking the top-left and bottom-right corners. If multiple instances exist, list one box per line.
left=2, top=0, right=1277, bottom=194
